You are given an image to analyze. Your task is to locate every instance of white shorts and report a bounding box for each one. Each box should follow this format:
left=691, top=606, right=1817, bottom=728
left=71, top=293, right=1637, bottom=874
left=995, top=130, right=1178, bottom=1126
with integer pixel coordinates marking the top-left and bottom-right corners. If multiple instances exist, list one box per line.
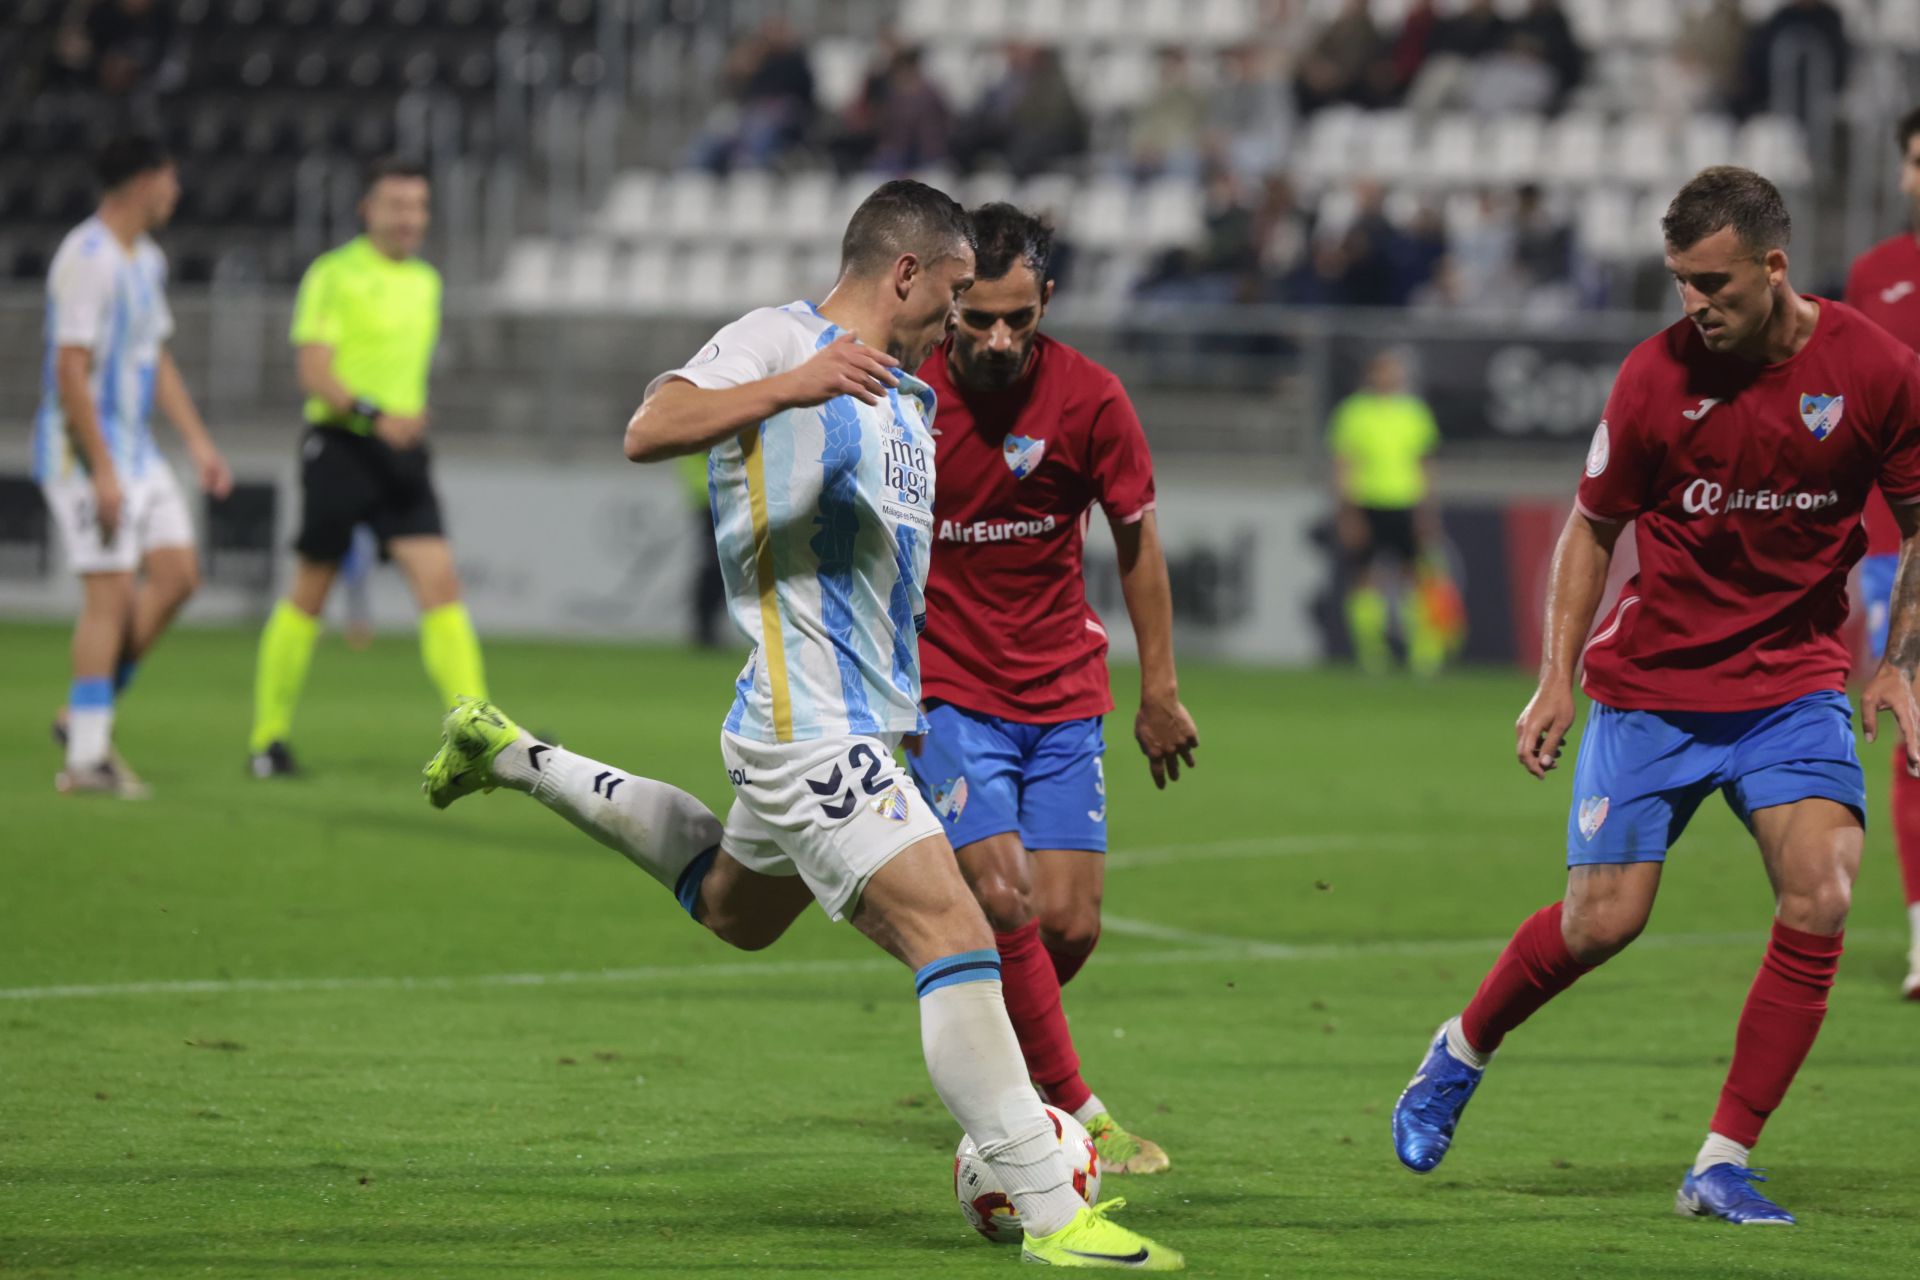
left=719, top=730, right=947, bottom=922
left=43, top=465, right=195, bottom=575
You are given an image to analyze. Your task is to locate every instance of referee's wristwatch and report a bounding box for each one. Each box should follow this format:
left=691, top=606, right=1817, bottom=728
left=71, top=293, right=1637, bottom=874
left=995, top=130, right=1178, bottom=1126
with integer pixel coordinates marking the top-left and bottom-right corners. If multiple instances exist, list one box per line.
left=345, top=398, right=382, bottom=435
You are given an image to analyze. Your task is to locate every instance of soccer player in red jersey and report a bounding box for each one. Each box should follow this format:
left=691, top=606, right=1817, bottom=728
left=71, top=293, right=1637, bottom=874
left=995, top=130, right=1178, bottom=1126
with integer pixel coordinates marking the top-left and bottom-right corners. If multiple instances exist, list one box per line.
left=908, top=204, right=1200, bottom=1175
left=1392, top=167, right=1920, bottom=1225
left=1843, top=104, right=1920, bottom=998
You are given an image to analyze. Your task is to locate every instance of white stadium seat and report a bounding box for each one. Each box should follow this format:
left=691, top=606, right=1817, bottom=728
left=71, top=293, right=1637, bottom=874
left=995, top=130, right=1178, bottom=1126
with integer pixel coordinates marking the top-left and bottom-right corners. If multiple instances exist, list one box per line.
left=598, top=172, right=657, bottom=238
left=561, top=239, right=616, bottom=308
left=662, top=172, right=719, bottom=239
left=1543, top=112, right=1606, bottom=184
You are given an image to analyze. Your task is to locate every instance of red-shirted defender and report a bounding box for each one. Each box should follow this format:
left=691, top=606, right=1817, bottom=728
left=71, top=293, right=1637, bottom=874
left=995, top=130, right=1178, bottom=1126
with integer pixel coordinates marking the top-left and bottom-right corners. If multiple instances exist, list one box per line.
left=1392, top=167, right=1920, bottom=1226
left=907, top=204, right=1200, bottom=1175
left=1842, top=103, right=1920, bottom=999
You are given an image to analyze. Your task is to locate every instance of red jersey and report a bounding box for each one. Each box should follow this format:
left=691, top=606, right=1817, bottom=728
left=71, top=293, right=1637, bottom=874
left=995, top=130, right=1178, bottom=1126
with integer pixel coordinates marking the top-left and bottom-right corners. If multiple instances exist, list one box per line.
left=915, top=335, right=1156, bottom=723
left=1844, top=232, right=1920, bottom=554
left=1576, top=299, right=1920, bottom=712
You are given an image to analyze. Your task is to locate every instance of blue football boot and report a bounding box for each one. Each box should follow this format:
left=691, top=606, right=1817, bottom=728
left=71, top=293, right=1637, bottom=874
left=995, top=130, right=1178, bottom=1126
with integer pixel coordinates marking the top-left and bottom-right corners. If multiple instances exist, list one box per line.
left=1676, top=1164, right=1796, bottom=1225
left=1393, top=1019, right=1486, bottom=1173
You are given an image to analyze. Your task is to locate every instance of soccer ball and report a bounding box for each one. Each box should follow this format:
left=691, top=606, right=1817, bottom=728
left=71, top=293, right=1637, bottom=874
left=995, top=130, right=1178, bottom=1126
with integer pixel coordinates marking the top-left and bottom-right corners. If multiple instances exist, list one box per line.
left=953, top=1105, right=1100, bottom=1244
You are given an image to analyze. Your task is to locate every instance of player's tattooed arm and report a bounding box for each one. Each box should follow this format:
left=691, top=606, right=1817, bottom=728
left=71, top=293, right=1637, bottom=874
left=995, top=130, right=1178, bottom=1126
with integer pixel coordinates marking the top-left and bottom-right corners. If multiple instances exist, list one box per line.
left=1515, top=510, right=1623, bottom=779
left=1863, top=501, right=1920, bottom=774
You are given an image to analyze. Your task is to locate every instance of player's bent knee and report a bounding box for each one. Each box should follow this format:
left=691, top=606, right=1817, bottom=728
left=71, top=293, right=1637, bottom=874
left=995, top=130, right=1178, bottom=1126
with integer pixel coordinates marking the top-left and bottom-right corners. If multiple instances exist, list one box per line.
left=1776, top=882, right=1852, bottom=935
left=1038, top=909, right=1100, bottom=957
left=1561, top=906, right=1647, bottom=964
left=970, top=873, right=1033, bottom=934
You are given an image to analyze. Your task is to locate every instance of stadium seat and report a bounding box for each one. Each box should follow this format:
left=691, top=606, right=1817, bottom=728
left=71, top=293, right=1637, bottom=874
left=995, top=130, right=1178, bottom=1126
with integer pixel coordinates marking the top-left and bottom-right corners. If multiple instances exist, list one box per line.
left=1610, top=115, right=1673, bottom=188
left=1300, top=107, right=1365, bottom=185
left=623, top=244, right=670, bottom=310
left=1362, top=112, right=1417, bottom=183
left=720, top=171, right=780, bottom=241
left=561, top=240, right=617, bottom=308
left=1074, top=178, right=1135, bottom=252
left=1140, top=178, right=1204, bottom=248
left=1739, top=117, right=1813, bottom=187
left=680, top=245, right=733, bottom=311
left=1543, top=112, right=1606, bottom=185
left=662, top=173, right=720, bottom=240
left=811, top=39, right=869, bottom=116
left=498, top=239, right=557, bottom=306
left=599, top=172, right=659, bottom=238
left=780, top=174, right=836, bottom=246
left=1425, top=115, right=1480, bottom=186
left=1681, top=115, right=1738, bottom=182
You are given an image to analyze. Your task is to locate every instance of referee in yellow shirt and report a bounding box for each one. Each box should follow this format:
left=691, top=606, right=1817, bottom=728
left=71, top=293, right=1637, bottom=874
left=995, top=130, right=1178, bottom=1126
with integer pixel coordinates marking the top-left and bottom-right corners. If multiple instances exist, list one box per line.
left=248, top=157, right=487, bottom=777
left=1329, top=348, right=1443, bottom=676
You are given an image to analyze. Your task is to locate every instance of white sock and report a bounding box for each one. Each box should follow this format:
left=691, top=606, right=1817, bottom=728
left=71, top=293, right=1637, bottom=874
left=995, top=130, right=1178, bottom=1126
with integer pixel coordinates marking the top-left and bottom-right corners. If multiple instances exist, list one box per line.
left=67, top=705, right=112, bottom=770
left=1071, top=1095, right=1108, bottom=1127
left=1908, top=903, right=1920, bottom=962
left=918, top=964, right=1084, bottom=1238
left=1445, top=1015, right=1493, bottom=1071
left=1693, top=1131, right=1751, bottom=1175
left=494, top=735, right=721, bottom=897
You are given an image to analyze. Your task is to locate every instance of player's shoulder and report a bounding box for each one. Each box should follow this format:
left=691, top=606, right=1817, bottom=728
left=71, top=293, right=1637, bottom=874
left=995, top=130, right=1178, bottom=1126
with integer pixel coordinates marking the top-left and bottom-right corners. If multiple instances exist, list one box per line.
left=1035, top=333, right=1122, bottom=394
left=1849, top=233, right=1915, bottom=280
left=718, top=301, right=827, bottom=359
left=49, top=217, right=117, bottom=277
left=1821, top=297, right=1919, bottom=378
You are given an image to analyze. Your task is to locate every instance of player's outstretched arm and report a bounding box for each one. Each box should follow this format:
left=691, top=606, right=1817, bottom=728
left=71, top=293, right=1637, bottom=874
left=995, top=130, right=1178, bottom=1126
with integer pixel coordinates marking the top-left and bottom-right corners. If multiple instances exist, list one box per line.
left=156, top=349, right=232, bottom=498
left=1111, top=510, right=1197, bottom=789
left=1862, top=501, right=1920, bottom=775
left=624, top=333, right=899, bottom=463
left=1515, top=509, right=1621, bottom=779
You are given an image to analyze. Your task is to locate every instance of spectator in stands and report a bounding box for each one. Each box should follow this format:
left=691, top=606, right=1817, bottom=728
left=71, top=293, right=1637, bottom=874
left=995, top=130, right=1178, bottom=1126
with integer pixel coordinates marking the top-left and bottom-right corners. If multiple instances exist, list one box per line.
left=1405, top=0, right=1510, bottom=113
left=1136, top=165, right=1260, bottom=304
left=955, top=44, right=1088, bottom=178
left=1127, top=48, right=1207, bottom=180
left=1295, top=0, right=1384, bottom=114
left=53, top=0, right=182, bottom=106
left=1254, top=174, right=1309, bottom=284
left=1671, top=0, right=1751, bottom=116
left=1206, top=43, right=1294, bottom=181
left=1339, top=181, right=1420, bottom=308
left=869, top=48, right=952, bottom=173
left=1738, top=0, right=1847, bottom=122
left=1512, top=0, right=1586, bottom=110
left=824, top=30, right=905, bottom=173
left=689, top=16, right=816, bottom=173
left=1381, top=0, right=1442, bottom=105
left=1512, top=183, right=1573, bottom=287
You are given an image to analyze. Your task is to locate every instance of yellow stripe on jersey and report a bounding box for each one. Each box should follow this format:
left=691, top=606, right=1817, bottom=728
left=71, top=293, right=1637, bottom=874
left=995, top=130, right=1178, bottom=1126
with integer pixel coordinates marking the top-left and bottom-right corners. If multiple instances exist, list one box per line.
left=740, top=424, right=794, bottom=743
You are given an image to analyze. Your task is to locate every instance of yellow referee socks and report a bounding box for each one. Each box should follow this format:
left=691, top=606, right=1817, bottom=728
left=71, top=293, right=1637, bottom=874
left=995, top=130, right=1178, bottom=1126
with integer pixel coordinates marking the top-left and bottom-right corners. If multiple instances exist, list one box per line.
left=419, top=601, right=488, bottom=708
left=250, top=600, right=321, bottom=754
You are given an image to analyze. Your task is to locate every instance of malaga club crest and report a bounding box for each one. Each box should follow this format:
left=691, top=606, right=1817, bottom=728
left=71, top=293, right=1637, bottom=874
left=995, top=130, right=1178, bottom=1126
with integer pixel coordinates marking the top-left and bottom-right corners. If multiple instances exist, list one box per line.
left=1002, top=434, right=1046, bottom=479
left=871, top=786, right=911, bottom=823
left=1799, top=393, right=1844, bottom=441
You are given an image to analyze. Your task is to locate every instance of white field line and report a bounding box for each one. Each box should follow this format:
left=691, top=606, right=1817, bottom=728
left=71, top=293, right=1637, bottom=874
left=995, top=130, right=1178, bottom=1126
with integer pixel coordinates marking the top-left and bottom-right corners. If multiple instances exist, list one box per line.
left=3, top=924, right=1893, bottom=1004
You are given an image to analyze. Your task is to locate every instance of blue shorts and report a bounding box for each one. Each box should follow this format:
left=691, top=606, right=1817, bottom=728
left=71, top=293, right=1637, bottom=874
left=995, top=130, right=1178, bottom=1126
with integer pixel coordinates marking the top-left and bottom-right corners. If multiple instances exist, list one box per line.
left=1862, top=552, right=1898, bottom=659
left=907, top=704, right=1108, bottom=853
left=1566, top=690, right=1865, bottom=866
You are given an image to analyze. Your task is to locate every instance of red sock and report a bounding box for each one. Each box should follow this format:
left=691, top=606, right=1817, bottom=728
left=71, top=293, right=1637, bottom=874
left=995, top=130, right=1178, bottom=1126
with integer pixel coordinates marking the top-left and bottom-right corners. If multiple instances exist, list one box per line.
left=996, top=922, right=1092, bottom=1114
left=1459, top=902, right=1595, bottom=1054
left=1710, top=920, right=1844, bottom=1146
left=1891, top=754, right=1920, bottom=908
left=1046, top=934, right=1096, bottom=987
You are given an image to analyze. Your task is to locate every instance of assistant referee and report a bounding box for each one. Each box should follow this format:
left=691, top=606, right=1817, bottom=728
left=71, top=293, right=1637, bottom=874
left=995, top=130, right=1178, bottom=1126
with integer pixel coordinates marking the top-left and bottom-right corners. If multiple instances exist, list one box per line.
left=248, top=156, right=488, bottom=777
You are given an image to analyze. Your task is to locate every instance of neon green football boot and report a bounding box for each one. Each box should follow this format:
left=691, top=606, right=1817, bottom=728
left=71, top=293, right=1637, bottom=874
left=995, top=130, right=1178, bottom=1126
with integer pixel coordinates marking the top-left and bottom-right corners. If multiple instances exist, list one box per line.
left=1022, top=1198, right=1183, bottom=1269
left=422, top=696, right=522, bottom=810
left=1083, top=1113, right=1170, bottom=1176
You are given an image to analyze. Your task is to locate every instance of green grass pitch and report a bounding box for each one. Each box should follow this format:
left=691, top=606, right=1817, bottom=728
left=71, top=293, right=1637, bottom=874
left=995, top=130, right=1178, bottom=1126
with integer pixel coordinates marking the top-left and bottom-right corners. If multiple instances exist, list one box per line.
left=2, top=621, right=1917, bottom=1278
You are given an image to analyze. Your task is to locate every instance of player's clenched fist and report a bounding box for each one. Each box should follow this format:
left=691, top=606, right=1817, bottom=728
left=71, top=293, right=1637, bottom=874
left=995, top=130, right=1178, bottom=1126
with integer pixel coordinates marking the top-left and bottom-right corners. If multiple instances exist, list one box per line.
left=1515, top=682, right=1575, bottom=779
left=778, top=332, right=900, bottom=407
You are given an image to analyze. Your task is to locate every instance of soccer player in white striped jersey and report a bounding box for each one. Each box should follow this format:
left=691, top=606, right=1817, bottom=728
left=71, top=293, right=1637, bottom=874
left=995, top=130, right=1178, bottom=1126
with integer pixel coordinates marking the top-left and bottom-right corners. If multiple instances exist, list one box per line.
left=422, top=181, right=1183, bottom=1268
left=35, top=135, right=231, bottom=796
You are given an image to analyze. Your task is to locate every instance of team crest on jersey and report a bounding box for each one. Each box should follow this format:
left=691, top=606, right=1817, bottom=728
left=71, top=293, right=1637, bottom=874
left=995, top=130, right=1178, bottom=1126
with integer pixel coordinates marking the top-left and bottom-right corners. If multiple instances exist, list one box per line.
left=871, top=785, right=911, bottom=823
left=1002, top=434, right=1046, bottom=479
left=1799, top=393, right=1844, bottom=441
left=932, top=777, right=969, bottom=823
left=1577, top=795, right=1610, bottom=841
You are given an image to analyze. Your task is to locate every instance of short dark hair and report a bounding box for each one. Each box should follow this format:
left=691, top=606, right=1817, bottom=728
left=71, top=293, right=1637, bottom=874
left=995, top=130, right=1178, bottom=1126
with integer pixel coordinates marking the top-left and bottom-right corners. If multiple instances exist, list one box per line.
left=365, top=155, right=429, bottom=194
left=839, top=179, right=974, bottom=279
left=95, top=134, right=172, bottom=190
left=970, top=202, right=1054, bottom=283
left=1661, top=165, right=1792, bottom=255
left=1899, top=105, right=1920, bottom=153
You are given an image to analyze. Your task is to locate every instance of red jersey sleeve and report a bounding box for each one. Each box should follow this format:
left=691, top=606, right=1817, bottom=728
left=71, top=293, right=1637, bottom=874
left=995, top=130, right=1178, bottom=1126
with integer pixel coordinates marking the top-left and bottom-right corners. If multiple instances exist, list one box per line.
left=1575, top=358, right=1657, bottom=522
left=1879, top=349, right=1920, bottom=505
left=1089, top=376, right=1156, bottom=523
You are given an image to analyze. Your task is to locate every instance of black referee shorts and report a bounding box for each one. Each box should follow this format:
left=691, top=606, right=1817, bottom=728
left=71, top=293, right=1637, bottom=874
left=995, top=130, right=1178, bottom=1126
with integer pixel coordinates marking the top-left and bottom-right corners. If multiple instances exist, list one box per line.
left=294, top=425, right=446, bottom=563
left=1355, top=505, right=1420, bottom=569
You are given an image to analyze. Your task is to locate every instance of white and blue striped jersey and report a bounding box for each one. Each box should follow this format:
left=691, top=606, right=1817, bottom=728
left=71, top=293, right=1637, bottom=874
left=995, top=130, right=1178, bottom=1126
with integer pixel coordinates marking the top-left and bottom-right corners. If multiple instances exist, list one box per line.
left=32, top=216, right=174, bottom=484
left=650, top=302, right=937, bottom=744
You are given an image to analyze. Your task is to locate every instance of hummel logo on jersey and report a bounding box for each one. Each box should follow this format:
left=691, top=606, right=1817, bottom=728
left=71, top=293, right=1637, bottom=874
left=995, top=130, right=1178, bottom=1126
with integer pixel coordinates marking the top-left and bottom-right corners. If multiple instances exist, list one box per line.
left=1681, top=398, right=1720, bottom=421
left=1882, top=281, right=1916, bottom=305
left=1799, top=393, right=1844, bottom=441
left=1002, top=433, right=1046, bottom=478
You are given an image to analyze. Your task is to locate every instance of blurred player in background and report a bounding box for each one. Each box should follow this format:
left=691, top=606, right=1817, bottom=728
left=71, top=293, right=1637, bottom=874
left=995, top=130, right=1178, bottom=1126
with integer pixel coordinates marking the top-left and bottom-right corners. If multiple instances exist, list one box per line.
left=419, top=181, right=1183, bottom=1269
left=1393, top=167, right=1920, bottom=1225
left=36, top=133, right=232, bottom=797
left=1842, top=103, right=1920, bottom=999
left=907, top=203, right=1197, bottom=1175
left=247, top=157, right=487, bottom=778
left=1329, top=348, right=1445, bottom=674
